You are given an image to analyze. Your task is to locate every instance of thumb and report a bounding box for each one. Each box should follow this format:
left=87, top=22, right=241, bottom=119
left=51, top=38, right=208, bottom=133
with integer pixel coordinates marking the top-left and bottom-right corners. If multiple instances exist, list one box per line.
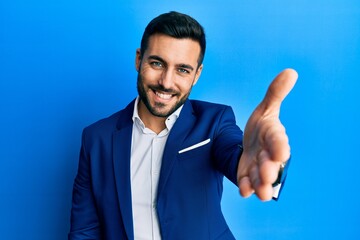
left=262, top=68, right=298, bottom=112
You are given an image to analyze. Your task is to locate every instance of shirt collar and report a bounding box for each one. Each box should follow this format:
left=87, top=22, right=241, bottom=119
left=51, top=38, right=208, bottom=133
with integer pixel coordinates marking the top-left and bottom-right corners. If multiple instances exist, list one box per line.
left=132, top=96, right=183, bottom=132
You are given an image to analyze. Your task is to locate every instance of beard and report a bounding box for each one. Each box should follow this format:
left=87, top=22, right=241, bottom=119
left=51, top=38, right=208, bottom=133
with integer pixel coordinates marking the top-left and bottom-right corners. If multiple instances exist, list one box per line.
left=136, top=73, right=192, bottom=118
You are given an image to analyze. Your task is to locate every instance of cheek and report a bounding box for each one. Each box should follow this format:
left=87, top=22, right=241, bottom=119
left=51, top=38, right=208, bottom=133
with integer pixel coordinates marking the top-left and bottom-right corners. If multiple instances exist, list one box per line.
left=140, top=68, right=162, bottom=83
left=177, top=77, right=196, bottom=91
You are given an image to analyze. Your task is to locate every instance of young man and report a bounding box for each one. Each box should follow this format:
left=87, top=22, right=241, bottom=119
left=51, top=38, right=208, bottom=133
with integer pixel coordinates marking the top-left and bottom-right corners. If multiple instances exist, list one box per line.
left=69, top=11, right=297, bottom=240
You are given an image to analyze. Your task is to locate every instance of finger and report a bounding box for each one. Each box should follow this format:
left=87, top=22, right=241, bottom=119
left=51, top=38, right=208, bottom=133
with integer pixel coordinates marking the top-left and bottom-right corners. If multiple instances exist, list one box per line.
left=238, top=176, right=254, bottom=198
left=255, top=183, right=274, bottom=201
left=261, top=68, right=298, bottom=113
left=249, top=165, right=260, bottom=189
left=248, top=163, right=273, bottom=200
left=239, top=167, right=275, bottom=201
left=258, top=150, right=281, bottom=184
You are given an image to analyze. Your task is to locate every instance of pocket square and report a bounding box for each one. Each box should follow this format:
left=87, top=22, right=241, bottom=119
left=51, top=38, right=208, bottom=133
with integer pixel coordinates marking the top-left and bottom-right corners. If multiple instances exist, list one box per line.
left=178, top=138, right=211, bottom=154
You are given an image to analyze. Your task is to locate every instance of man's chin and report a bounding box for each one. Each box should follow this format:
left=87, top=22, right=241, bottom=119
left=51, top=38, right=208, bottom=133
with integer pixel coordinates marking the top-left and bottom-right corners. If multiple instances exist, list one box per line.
left=149, top=108, right=173, bottom=118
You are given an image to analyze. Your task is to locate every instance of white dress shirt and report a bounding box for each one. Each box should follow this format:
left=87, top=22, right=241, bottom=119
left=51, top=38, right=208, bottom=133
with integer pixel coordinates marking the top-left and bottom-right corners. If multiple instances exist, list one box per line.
left=130, top=97, right=182, bottom=240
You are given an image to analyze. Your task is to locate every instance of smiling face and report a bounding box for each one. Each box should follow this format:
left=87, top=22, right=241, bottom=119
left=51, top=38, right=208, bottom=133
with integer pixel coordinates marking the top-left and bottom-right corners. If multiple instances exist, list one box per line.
left=136, top=34, right=203, bottom=120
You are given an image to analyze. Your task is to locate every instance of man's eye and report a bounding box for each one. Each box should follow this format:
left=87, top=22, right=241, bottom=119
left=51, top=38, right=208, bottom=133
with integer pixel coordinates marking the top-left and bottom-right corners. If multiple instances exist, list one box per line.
left=178, top=68, right=190, bottom=74
left=151, top=62, right=163, bottom=68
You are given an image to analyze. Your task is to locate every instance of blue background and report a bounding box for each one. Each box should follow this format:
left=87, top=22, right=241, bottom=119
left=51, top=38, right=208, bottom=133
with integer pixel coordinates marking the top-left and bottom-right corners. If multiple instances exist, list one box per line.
left=1, top=0, right=359, bottom=239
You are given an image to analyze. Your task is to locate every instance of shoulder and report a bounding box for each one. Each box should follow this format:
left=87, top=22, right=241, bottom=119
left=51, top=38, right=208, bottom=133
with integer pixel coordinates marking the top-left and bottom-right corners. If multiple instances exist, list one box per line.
left=189, top=99, right=235, bottom=118
left=82, top=99, right=135, bottom=138
left=84, top=111, right=121, bottom=133
left=184, top=99, right=239, bottom=133
left=189, top=99, right=231, bottom=112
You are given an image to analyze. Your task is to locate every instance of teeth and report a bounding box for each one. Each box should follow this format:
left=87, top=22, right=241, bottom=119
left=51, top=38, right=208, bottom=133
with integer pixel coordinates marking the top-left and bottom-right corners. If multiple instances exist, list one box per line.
left=156, top=91, right=172, bottom=100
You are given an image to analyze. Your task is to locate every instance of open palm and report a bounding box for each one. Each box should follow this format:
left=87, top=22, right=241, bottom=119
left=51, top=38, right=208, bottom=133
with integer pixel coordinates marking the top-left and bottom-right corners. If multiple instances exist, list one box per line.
left=237, top=69, right=298, bottom=201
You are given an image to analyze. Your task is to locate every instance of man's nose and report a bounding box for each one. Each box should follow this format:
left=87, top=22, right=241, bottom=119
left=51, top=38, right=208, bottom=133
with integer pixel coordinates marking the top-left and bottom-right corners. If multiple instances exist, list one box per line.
left=159, top=68, right=175, bottom=89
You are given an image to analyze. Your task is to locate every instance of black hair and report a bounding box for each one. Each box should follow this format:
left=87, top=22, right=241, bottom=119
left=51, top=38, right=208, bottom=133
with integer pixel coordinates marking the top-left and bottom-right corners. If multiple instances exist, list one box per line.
left=140, top=11, right=206, bottom=66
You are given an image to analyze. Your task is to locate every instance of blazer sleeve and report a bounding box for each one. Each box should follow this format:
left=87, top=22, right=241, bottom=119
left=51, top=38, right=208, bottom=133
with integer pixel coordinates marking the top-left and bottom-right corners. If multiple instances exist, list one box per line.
left=211, top=106, right=244, bottom=185
left=68, top=129, right=101, bottom=240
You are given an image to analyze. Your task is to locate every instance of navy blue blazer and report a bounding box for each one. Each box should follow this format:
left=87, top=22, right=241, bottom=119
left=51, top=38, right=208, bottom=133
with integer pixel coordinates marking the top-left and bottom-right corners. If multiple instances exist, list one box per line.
left=69, top=99, right=244, bottom=240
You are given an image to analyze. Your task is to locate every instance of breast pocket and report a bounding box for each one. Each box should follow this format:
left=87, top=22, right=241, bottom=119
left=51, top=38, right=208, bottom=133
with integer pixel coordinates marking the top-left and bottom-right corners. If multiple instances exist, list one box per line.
left=178, top=138, right=211, bottom=155
left=177, top=138, right=212, bottom=170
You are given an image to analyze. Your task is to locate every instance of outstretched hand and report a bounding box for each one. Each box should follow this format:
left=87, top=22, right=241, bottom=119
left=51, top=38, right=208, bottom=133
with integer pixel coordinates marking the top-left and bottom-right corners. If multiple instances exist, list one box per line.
left=237, top=68, right=298, bottom=201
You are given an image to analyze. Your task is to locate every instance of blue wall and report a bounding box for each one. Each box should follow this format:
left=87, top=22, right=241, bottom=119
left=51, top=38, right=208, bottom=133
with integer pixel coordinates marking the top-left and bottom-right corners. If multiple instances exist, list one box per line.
left=1, top=1, right=359, bottom=239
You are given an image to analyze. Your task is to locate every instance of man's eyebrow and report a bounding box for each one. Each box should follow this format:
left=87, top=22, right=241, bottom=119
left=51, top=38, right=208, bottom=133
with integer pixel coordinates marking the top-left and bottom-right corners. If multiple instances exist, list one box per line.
left=177, top=64, right=194, bottom=71
left=148, top=55, right=165, bottom=63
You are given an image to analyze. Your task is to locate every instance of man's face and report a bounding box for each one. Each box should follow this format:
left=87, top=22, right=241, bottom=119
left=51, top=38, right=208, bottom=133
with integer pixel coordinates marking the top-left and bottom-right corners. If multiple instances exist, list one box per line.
left=136, top=34, right=203, bottom=118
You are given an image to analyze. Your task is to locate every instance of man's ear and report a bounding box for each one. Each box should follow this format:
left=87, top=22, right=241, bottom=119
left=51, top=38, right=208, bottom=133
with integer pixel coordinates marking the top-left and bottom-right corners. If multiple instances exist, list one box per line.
left=193, top=64, right=203, bottom=86
left=135, top=48, right=142, bottom=72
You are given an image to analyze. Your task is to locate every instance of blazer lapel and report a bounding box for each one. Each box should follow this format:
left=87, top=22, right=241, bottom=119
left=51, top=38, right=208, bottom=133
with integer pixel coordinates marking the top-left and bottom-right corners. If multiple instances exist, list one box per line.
left=157, top=100, right=196, bottom=198
left=112, top=100, right=135, bottom=240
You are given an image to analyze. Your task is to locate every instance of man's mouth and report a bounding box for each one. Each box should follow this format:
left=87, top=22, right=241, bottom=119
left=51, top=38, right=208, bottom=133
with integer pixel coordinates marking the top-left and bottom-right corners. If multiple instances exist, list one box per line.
left=155, top=91, right=173, bottom=100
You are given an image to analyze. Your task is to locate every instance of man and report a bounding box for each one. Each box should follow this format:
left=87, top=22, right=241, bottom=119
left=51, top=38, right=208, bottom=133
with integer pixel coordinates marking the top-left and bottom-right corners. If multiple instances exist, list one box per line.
left=69, top=11, right=297, bottom=240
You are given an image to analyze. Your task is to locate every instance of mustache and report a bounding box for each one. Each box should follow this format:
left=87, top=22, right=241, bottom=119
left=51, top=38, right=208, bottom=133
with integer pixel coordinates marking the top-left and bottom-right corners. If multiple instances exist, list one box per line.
left=150, top=85, right=178, bottom=94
